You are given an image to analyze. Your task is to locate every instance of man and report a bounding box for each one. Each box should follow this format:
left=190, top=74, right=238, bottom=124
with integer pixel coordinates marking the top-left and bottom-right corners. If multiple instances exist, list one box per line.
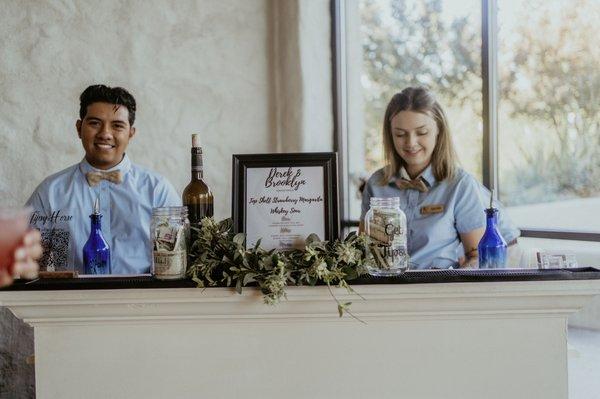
left=26, top=85, right=180, bottom=274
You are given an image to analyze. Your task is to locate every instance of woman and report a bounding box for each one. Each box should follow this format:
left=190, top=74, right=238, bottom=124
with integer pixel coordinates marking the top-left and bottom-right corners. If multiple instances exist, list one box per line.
left=360, top=87, right=487, bottom=269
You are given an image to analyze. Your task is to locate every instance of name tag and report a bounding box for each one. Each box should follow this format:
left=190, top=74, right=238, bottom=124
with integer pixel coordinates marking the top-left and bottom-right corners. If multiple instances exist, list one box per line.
left=420, top=204, right=444, bottom=215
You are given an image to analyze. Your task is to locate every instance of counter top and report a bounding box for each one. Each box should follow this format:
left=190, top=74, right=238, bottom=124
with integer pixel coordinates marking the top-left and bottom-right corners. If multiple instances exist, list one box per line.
left=2, top=267, right=599, bottom=292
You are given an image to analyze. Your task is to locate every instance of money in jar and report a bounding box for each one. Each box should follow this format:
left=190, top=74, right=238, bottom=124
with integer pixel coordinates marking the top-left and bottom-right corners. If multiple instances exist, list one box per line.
left=364, top=197, right=408, bottom=276
left=151, top=207, right=190, bottom=280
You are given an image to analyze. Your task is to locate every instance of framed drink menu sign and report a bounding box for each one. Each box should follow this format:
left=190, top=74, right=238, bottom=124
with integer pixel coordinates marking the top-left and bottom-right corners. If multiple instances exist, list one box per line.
left=232, top=152, right=339, bottom=251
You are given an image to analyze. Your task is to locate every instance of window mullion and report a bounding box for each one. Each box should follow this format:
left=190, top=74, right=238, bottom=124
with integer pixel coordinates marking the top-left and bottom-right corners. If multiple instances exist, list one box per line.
left=482, top=0, right=499, bottom=196
left=332, top=0, right=350, bottom=232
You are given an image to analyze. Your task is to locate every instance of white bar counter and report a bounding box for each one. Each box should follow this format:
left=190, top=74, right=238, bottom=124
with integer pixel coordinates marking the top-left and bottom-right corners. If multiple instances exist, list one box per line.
left=2, top=277, right=600, bottom=399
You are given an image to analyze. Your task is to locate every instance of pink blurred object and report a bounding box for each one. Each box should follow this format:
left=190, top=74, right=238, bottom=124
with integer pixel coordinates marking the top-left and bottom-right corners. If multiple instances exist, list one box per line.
left=0, top=207, right=31, bottom=275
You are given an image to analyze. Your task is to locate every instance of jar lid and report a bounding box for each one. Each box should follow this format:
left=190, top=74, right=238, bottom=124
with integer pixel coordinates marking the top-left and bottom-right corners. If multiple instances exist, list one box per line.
left=152, top=206, right=188, bottom=217
left=370, top=197, right=400, bottom=207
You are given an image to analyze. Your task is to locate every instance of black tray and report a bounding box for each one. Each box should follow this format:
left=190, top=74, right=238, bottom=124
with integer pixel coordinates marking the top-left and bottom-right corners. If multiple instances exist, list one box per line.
left=2, top=267, right=599, bottom=291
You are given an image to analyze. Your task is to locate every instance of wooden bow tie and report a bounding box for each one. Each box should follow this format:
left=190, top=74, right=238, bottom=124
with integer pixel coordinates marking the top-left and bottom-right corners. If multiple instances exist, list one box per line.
left=395, top=177, right=428, bottom=193
left=85, top=170, right=123, bottom=187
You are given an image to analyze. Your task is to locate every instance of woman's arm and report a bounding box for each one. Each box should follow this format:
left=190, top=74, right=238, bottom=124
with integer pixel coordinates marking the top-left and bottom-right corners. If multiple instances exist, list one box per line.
left=458, top=227, right=485, bottom=268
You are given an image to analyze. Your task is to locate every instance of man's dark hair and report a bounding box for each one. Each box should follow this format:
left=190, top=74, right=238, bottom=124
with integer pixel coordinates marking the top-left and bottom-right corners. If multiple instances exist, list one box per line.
left=79, top=84, right=137, bottom=126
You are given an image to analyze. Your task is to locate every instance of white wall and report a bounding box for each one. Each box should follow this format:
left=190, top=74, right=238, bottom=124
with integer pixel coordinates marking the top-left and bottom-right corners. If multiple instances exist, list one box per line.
left=298, top=0, right=333, bottom=151
left=0, top=0, right=272, bottom=220
left=0, top=0, right=334, bottom=219
left=269, top=0, right=333, bottom=153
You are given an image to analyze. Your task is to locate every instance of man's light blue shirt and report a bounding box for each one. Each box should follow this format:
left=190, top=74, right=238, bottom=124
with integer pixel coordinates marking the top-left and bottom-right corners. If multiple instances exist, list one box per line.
left=26, top=154, right=181, bottom=274
left=361, top=166, right=518, bottom=269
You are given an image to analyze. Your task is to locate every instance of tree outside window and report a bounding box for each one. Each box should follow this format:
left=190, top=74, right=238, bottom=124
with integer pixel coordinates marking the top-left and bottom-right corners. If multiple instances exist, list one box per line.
left=346, top=0, right=600, bottom=232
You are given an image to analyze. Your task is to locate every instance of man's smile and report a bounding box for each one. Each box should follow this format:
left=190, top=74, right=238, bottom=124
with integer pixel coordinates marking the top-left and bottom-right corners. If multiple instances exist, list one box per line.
left=94, top=142, right=116, bottom=150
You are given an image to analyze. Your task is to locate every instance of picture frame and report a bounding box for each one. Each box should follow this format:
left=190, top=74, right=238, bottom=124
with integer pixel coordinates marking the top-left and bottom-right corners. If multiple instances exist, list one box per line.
left=232, top=152, right=339, bottom=251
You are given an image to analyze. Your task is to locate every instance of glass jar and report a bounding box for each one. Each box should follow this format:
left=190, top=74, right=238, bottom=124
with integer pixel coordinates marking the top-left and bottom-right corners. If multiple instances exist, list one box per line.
left=364, top=197, right=408, bottom=276
left=151, top=207, right=190, bottom=280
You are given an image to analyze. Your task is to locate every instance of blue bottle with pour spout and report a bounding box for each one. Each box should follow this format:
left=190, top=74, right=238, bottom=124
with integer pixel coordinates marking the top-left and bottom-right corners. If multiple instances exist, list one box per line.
left=478, top=190, right=507, bottom=269
left=83, top=197, right=111, bottom=274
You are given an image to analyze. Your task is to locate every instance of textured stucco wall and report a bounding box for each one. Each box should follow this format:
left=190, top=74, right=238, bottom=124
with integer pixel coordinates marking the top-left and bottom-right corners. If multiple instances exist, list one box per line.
left=0, top=0, right=272, bottom=220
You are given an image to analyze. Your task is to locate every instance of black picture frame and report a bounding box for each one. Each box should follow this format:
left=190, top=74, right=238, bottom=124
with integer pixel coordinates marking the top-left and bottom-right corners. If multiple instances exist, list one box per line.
left=232, top=152, right=339, bottom=249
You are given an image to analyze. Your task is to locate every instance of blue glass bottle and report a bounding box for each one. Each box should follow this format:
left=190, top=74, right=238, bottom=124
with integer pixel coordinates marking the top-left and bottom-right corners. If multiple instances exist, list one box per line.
left=83, top=198, right=111, bottom=275
left=478, top=191, right=507, bottom=269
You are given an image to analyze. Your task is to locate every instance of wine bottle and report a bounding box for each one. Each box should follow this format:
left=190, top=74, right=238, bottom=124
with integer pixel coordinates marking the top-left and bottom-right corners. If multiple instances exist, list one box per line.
left=83, top=197, right=111, bottom=274
left=182, top=134, right=214, bottom=228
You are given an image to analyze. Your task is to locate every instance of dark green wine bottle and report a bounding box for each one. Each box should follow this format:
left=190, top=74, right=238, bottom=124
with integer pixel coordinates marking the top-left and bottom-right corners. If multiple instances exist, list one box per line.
left=182, top=134, right=214, bottom=234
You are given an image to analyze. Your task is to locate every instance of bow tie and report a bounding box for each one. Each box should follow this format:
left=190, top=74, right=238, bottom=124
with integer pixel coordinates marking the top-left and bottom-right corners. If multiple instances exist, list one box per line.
left=85, top=170, right=123, bottom=187
left=395, top=177, right=429, bottom=193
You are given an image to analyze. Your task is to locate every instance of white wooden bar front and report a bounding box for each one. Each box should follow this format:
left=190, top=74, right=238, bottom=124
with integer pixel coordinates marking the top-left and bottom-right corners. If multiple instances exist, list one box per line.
left=2, top=281, right=600, bottom=399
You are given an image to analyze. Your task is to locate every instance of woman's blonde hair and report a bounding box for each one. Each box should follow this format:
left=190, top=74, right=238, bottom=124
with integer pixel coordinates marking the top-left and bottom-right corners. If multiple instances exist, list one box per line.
left=380, top=87, right=458, bottom=184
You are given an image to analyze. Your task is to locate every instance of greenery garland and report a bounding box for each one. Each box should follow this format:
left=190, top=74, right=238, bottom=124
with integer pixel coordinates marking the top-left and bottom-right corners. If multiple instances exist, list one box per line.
left=187, top=217, right=370, bottom=317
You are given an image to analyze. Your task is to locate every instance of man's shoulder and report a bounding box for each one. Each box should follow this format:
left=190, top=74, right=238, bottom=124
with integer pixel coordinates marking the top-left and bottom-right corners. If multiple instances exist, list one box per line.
left=128, top=161, right=180, bottom=206
left=129, top=162, right=171, bottom=186
left=33, top=163, right=81, bottom=192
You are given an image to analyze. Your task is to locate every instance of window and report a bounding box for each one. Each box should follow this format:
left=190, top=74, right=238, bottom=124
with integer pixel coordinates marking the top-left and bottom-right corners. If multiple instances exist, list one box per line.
left=497, top=0, right=600, bottom=233
left=334, top=0, right=600, bottom=239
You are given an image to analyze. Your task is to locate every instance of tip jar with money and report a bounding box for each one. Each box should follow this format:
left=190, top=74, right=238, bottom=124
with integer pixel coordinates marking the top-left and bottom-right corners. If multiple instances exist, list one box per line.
left=364, top=197, right=408, bottom=276
left=151, top=207, right=190, bottom=280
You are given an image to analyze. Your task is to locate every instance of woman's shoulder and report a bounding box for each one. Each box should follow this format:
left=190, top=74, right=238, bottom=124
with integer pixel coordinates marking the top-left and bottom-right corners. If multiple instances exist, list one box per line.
left=363, top=167, right=391, bottom=191
left=450, top=167, right=477, bottom=184
left=368, top=167, right=387, bottom=182
left=447, top=168, right=481, bottom=205
left=443, top=167, right=480, bottom=192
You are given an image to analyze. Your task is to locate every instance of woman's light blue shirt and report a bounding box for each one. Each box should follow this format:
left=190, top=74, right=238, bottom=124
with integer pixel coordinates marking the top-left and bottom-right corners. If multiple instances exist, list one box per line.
left=361, top=166, right=486, bottom=269
left=25, top=154, right=181, bottom=274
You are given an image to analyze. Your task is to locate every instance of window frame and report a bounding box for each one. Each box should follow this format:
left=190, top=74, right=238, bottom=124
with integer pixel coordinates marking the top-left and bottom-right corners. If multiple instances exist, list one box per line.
left=331, top=0, right=600, bottom=241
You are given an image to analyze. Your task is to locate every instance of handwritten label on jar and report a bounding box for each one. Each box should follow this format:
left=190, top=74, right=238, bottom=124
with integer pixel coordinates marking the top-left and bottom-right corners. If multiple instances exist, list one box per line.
left=153, top=250, right=187, bottom=277
left=151, top=207, right=190, bottom=280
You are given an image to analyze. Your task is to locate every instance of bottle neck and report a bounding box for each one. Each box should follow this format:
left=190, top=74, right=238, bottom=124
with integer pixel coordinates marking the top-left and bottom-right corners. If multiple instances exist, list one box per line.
left=485, top=208, right=499, bottom=230
left=90, top=214, right=103, bottom=232
left=191, top=147, right=204, bottom=181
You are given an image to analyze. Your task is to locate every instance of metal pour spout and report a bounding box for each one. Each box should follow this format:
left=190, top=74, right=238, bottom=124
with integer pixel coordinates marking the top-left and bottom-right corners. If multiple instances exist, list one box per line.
left=93, top=197, right=100, bottom=215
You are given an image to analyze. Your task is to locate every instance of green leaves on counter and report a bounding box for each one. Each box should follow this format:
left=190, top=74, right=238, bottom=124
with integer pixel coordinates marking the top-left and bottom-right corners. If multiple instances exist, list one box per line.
left=187, top=218, right=370, bottom=316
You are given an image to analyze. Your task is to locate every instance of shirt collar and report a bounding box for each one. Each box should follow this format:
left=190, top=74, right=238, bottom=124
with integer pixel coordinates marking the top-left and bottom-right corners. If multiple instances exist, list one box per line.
left=388, top=164, right=437, bottom=188
left=79, top=153, right=132, bottom=176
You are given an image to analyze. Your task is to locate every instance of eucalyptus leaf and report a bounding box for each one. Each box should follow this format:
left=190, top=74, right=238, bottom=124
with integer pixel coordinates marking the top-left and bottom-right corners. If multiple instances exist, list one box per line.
left=192, top=276, right=204, bottom=288
left=243, top=273, right=257, bottom=285
left=342, top=267, right=358, bottom=280
left=233, top=233, right=245, bottom=246
left=305, top=233, right=321, bottom=246
left=344, top=231, right=357, bottom=242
